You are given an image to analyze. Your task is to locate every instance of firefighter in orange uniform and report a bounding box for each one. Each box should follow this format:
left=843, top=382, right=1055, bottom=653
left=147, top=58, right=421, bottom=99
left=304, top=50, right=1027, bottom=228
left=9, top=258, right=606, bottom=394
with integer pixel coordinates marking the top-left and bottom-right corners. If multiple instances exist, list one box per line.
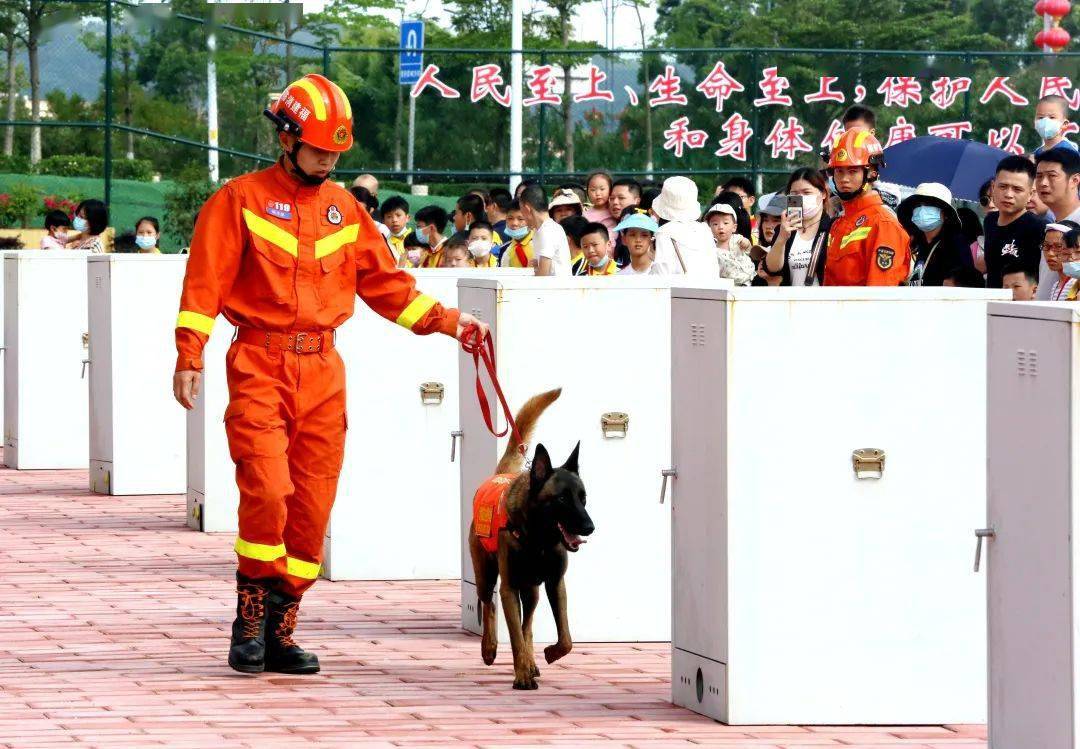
left=824, top=128, right=911, bottom=286
left=172, top=74, right=488, bottom=675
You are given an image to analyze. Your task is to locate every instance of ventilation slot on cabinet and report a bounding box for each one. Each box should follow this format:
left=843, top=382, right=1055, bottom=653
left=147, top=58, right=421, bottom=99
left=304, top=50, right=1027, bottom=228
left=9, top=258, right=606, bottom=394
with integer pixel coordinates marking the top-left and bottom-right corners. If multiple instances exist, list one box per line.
left=1016, top=349, right=1038, bottom=377
left=690, top=323, right=707, bottom=347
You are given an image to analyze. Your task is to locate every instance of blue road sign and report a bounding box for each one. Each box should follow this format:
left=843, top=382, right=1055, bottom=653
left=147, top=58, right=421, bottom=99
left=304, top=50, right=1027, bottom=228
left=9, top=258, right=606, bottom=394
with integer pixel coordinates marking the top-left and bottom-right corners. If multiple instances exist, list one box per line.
left=399, top=20, right=424, bottom=86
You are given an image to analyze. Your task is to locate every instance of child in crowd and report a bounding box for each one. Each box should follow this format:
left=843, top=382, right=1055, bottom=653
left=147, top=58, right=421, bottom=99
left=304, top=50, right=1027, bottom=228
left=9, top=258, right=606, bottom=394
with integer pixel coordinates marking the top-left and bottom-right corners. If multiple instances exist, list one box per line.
left=584, top=170, right=616, bottom=231
left=1034, top=94, right=1079, bottom=157
left=466, top=221, right=498, bottom=267
left=615, top=213, right=659, bottom=275
left=454, top=193, right=488, bottom=234
left=439, top=235, right=475, bottom=268
left=580, top=222, right=617, bottom=276
left=705, top=202, right=754, bottom=286
left=499, top=199, right=534, bottom=268
left=380, top=196, right=411, bottom=263
left=41, top=209, right=71, bottom=250
left=412, top=205, right=450, bottom=268
left=548, top=188, right=584, bottom=223
left=135, top=216, right=161, bottom=253
left=559, top=215, right=589, bottom=275
left=1000, top=263, right=1038, bottom=300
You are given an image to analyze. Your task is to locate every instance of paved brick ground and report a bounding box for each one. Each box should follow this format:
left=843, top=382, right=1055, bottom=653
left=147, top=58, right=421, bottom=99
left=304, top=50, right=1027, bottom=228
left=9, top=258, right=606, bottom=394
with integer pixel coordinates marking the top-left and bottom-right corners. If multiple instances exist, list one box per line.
left=0, top=465, right=988, bottom=748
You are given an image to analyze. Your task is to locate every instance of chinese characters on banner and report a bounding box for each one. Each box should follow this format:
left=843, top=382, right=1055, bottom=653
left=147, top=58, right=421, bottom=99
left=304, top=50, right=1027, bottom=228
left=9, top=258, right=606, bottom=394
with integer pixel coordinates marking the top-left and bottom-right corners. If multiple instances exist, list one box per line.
left=408, top=62, right=1075, bottom=161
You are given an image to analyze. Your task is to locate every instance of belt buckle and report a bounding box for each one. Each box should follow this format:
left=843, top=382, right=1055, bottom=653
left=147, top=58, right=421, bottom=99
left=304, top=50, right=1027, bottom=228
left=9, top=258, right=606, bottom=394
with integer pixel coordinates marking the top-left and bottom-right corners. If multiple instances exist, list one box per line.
left=294, top=332, right=321, bottom=354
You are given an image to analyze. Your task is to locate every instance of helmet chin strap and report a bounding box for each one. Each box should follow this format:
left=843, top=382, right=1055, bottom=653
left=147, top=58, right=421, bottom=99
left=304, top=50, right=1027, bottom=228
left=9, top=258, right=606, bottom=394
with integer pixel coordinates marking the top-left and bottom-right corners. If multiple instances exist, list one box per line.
left=286, top=141, right=329, bottom=186
left=834, top=168, right=873, bottom=202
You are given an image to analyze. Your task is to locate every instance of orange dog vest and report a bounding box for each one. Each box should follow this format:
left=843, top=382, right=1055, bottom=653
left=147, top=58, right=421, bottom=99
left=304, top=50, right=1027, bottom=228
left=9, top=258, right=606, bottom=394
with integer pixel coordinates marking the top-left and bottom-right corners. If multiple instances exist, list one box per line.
left=473, top=474, right=515, bottom=553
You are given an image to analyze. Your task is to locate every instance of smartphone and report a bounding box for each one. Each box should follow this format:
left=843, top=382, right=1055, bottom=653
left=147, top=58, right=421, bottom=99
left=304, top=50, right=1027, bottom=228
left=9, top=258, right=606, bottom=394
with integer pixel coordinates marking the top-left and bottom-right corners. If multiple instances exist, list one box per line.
left=786, top=194, right=804, bottom=229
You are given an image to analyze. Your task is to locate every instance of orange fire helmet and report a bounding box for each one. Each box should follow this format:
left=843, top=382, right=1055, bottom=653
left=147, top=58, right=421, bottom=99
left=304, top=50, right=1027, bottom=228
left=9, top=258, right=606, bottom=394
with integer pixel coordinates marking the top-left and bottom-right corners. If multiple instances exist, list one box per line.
left=264, top=74, right=354, bottom=153
left=827, top=127, right=886, bottom=171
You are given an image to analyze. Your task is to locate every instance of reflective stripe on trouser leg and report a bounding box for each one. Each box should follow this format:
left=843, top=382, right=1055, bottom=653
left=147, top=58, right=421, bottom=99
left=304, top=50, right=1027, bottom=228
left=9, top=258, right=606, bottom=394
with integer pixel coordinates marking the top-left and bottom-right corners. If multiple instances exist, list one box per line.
left=225, top=344, right=295, bottom=582
left=279, top=351, right=347, bottom=598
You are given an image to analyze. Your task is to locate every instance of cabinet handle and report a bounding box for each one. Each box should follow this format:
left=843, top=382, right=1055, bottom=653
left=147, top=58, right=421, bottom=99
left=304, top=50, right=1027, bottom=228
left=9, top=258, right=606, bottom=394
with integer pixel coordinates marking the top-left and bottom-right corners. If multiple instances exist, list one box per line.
left=659, top=468, right=677, bottom=504
left=81, top=359, right=90, bottom=379
left=450, top=430, right=463, bottom=462
left=973, top=528, right=995, bottom=572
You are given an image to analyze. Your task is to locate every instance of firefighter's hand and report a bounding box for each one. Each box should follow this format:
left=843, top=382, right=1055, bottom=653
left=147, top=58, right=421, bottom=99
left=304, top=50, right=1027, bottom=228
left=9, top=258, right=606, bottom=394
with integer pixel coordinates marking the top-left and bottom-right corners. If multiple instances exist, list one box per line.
left=173, top=370, right=202, bottom=410
left=456, top=312, right=490, bottom=343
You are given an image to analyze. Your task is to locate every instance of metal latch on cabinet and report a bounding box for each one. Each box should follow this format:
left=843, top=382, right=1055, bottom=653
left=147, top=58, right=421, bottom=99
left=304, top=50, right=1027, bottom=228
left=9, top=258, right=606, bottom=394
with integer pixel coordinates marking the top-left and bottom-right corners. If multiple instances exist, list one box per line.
left=659, top=468, right=677, bottom=504
left=973, top=527, right=995, bottom=572
left=601, top=412, right=629, bottom=439
left=449, top=430, right=463, bottom=462
left=420, top=381, right=444, bottom=405
left=852, top=448, right=885, bottom=480
left=81, top=332, right=90, bottom=379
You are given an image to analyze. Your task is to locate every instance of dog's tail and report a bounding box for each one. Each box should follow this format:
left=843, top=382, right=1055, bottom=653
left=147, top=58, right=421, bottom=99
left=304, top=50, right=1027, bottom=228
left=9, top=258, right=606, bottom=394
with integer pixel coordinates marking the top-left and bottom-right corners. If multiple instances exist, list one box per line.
left=495, top=388, right=562, bottom=475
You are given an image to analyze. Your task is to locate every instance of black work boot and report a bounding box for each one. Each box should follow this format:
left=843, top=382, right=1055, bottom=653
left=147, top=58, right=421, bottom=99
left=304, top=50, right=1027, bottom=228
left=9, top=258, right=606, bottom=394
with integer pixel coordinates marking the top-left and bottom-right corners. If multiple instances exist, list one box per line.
left=228, top=574, right=269, bottom=673
left=265, top=590, right=320, bottom=674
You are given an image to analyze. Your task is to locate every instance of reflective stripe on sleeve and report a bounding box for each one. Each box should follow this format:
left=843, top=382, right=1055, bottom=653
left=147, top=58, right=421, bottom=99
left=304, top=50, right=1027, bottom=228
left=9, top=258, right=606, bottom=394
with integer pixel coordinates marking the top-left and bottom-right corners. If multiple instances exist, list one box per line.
left=395, top=294, right=438, bottom=331
left=234, top=538, right=286, bottom=562
left=176, top=310, right=215, bottom=335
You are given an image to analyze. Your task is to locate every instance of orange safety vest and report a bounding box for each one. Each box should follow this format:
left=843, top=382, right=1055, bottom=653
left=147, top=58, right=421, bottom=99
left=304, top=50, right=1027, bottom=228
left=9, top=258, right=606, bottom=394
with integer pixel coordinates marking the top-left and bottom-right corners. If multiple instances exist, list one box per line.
left=472, top=474, right=515, bottom=553
left=824, top=190, right=911, bottom=286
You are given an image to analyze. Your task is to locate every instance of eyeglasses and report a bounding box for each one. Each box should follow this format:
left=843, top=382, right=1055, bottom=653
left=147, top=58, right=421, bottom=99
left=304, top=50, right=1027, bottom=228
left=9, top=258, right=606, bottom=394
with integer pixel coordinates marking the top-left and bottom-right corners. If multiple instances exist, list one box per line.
left=1042, top=242, right=1069, bottom=252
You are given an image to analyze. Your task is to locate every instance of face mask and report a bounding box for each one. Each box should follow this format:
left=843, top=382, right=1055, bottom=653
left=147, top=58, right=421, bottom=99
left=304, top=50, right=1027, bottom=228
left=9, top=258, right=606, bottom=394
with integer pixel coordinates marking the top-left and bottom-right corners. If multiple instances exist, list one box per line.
left=588, top=256, right=609, bottom=269
left=1036, top=117, right=1063, bottom=141
left=467, top=240, right=493, bottom=259
left=801, top=194, right=821, bottom=219
left=463, top=222, right=471, bottom=232
left=73, top=217, right=88, bottom=232
left=392, top=227, right=409, bottom=238
left=135, top=235, right=156, bottom=250
left=504, top=225, right=529, bottom=240
left=912, top=205, right=944, bottom=232
left=406, top=249, right=422, bottom=266
left=1064, top=260, right=1080, bottom=279
left=827, top=175, right=837, bottom=193
left=415, top=227, right=428, bottom=245
left=54, top=230, right=68, bottom=243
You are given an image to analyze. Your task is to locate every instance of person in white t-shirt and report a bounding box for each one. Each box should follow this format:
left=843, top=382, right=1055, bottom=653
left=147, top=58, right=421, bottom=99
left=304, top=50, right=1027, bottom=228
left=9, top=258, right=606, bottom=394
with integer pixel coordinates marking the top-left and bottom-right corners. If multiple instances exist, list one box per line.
left=519, top=183, right=572, bottom=276
left=651, top=176, right=719, bottom=278
left=615, top=212, right=660, bottom=275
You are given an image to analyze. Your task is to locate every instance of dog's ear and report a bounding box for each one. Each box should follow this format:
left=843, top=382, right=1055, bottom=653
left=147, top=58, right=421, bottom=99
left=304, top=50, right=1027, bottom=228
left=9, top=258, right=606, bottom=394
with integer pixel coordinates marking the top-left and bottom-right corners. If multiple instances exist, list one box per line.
left=530, top=443, right=553, bottom=487
left=562, top=441, right=581, bottom=474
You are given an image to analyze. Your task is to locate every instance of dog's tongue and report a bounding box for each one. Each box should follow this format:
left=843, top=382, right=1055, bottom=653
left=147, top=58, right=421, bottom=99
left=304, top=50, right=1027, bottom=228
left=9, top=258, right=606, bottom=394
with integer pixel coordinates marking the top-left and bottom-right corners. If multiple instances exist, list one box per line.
left=558, top=523, right=586, bottom=550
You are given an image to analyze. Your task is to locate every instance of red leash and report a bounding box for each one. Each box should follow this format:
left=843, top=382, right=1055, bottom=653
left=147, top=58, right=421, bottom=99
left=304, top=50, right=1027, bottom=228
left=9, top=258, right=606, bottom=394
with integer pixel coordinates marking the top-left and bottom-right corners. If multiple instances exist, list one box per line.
left=460, top=324, right=526, bottom=455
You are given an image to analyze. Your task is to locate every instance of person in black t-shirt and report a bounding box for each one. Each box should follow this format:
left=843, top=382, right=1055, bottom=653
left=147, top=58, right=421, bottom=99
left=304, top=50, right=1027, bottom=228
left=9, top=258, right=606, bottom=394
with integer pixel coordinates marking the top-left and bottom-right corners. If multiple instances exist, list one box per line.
left=983, top=156, right=1045, bottom=288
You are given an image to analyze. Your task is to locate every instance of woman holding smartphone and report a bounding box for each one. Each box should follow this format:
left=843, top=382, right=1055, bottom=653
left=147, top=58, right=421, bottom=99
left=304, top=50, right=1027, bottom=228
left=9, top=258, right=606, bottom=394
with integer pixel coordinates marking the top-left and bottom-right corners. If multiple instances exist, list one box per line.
left=765, top=168, right=832, bottom=286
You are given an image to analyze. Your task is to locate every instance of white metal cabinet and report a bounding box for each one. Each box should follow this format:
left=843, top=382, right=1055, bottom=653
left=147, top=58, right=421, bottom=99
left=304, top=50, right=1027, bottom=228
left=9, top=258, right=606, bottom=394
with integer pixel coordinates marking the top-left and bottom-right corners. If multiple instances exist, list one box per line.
left=87, top=255, right=187, bottom=495
left=457, top=276, right=730, bottom=643
left=322, top=269, right=527, bottom=580
left=670, top=287, right=1005, bottom=725
left=3, top=251, right=91, bottom=470
left=986, top=302, right=1079, bottom=749
left=185, top=315, right=237, bottom=532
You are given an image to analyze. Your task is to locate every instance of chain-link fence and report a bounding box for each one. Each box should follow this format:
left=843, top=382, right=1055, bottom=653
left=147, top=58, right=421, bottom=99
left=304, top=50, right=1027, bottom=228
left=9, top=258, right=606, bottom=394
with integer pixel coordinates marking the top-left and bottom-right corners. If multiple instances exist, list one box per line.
left=3, top=1, right=1080, bottom=212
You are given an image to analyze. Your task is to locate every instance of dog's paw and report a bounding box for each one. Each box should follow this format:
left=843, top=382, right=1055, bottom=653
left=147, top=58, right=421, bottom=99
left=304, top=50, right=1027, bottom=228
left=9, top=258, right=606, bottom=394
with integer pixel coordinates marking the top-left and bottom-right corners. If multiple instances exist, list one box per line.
left=481, top=646, right=497, bottom=666
left=529, top=663, right=540, bottom=678
left=512, top=676, right=538, bottom=690
left=544, top=643, right=570, bottom=664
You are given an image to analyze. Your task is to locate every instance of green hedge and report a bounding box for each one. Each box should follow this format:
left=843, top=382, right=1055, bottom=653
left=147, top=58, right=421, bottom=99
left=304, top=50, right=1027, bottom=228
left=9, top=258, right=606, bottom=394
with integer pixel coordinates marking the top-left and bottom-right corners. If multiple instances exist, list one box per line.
left=36, top=154, right=155, bottom=182
left=0, top=154, right=31, bottom=174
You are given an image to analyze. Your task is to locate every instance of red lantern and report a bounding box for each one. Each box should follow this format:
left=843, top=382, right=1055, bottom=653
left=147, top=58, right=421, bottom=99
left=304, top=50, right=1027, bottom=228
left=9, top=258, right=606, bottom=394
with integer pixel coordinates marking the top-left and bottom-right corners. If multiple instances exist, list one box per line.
left=1047, top=25, right=1072, bottom=49
left=1045, top=0, right=1072, bottom=18
left=1035, top=0, right=1050, bottom=14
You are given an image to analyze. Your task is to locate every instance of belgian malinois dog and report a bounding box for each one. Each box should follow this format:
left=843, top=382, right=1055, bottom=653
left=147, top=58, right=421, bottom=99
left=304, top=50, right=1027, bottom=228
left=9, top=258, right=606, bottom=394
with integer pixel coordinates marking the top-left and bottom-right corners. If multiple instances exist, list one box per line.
left=468, top=388, right=595, bottom=690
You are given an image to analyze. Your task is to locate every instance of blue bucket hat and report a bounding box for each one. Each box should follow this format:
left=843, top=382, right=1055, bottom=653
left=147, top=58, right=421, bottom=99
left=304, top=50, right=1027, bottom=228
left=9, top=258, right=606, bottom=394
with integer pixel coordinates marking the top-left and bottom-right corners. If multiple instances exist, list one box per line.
left=614, top=212, right=659, bottom=234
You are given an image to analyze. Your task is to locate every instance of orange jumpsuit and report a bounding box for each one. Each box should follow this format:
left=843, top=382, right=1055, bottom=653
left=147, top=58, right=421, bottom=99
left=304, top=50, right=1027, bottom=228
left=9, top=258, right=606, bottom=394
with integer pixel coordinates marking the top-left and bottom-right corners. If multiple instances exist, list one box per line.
left=824, top=191, right=911, bottom=286
left=176, top=161, right=460, bottom=597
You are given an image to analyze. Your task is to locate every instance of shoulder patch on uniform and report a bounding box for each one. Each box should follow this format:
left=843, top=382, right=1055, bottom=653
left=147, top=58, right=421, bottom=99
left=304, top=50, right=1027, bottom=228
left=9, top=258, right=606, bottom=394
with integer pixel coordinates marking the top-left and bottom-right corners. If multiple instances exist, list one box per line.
left=855, top=215, right=868, bottom=228
left=876, top=247, right=895, bottom=270
left=327, top=205, right=342, bottom=225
